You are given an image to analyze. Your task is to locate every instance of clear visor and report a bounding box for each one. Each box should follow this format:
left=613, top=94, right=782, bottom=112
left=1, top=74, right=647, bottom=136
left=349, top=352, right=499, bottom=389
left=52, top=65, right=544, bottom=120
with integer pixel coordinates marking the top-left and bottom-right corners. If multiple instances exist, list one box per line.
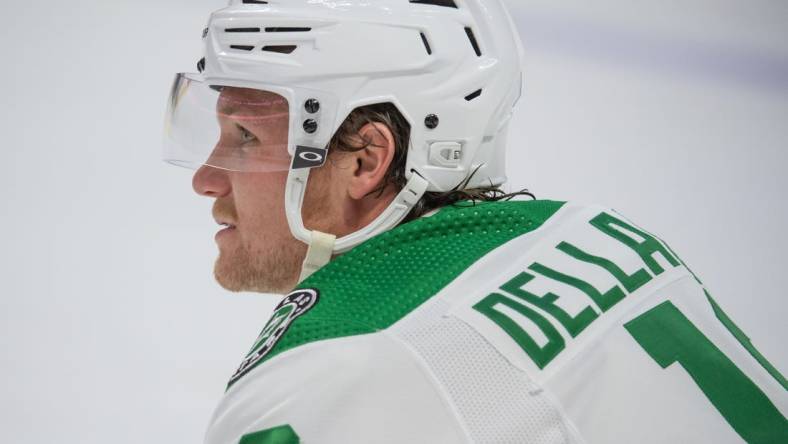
left=163, top=73, right=292, bottom=172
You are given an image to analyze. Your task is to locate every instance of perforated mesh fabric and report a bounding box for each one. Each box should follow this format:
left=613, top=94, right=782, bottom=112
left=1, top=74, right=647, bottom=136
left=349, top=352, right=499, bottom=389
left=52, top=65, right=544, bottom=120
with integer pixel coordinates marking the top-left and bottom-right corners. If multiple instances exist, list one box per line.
left=228, top=200, right=565, bottom=388
left=393, top=299, right=576, bottom=444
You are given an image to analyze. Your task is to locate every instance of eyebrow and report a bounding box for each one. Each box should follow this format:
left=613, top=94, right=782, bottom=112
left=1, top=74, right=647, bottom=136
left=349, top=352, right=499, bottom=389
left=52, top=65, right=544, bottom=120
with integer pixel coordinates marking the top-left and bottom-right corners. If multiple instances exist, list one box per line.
left=217, top=97, right=289, bottom=120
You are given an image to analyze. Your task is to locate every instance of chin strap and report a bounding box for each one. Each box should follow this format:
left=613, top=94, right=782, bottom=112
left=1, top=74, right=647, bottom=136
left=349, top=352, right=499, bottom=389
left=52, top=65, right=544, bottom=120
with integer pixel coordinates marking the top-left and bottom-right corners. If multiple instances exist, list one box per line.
left=298, top=230, right=337, bottom=283
left=296, top=172, right=429, bottom=283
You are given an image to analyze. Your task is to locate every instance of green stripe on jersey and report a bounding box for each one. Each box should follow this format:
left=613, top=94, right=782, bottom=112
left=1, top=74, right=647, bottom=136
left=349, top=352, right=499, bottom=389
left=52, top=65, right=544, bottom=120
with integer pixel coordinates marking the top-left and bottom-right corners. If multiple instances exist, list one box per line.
left=240, top=425, right=299, bottom=444
left=230, top=200, right=565, bottom=387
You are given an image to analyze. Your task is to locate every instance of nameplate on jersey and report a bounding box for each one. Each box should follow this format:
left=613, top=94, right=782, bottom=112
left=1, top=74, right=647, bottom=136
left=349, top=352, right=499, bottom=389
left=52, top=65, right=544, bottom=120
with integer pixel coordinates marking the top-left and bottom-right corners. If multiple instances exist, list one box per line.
left=451, top=207, right=689, bottom=383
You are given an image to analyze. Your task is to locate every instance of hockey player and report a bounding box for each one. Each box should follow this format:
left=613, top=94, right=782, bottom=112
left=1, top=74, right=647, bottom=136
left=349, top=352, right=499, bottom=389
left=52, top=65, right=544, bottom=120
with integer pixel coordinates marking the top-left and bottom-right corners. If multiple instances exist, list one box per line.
left=163, top=1, right=787, bottom=443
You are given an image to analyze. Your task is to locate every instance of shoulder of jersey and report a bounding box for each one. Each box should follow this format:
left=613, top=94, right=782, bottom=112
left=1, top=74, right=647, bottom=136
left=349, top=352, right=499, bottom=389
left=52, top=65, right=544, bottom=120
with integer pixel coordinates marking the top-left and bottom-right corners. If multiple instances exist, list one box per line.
left=227, top=199, right=651, bottom=387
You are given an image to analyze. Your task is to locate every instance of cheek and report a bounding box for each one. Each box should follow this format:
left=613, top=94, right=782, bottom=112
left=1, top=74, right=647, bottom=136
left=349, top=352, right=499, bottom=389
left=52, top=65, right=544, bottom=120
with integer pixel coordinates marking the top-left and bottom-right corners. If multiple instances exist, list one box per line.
left=299, top=176, right=339, bottom=235
left=232, top=172, right=289, bottom=234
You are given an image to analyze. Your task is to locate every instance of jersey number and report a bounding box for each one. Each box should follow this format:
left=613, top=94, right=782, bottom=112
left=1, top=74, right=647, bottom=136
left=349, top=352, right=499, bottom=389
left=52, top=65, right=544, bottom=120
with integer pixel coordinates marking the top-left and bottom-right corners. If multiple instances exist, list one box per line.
left=625, top=300, right=787, bottom=444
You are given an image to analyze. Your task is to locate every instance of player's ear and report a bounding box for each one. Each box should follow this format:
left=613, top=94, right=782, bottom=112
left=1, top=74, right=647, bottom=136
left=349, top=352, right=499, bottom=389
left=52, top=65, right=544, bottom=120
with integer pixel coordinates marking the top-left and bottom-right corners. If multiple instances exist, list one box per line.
left=346, top=122, right=396, bottom=200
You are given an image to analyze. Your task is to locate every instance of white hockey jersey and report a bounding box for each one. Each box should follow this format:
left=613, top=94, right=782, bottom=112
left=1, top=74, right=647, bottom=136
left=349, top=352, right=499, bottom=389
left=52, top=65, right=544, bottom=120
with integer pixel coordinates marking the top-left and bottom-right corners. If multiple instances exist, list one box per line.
left=204, top=200, right=787, bottom=444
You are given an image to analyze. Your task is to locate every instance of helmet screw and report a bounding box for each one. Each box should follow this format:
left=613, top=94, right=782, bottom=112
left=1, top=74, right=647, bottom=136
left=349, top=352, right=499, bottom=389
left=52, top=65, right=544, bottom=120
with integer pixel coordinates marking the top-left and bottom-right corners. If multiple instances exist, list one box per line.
left=303, top=119, right=318, bottom=134
left=425, top=114, right=439, bottom=129
left=305, top=99, right=320, bottom=114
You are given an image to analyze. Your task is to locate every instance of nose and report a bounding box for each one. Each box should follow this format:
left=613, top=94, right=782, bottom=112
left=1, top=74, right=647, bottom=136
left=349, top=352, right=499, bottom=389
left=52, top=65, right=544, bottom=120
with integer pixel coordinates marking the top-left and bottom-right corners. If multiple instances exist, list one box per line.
left=192, top=164, right=231, bottom=198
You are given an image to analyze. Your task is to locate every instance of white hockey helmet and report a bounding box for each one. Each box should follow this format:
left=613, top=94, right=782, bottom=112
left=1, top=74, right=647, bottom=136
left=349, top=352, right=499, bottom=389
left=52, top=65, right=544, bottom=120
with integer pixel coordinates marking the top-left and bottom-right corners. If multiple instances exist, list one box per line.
left=164, top=0, right=525, bottom=280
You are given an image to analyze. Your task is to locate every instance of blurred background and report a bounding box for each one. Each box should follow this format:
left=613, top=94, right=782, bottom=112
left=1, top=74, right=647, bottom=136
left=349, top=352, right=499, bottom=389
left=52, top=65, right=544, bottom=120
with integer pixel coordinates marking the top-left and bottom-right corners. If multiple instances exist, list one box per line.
left=1, top=0, right=786, bottom=442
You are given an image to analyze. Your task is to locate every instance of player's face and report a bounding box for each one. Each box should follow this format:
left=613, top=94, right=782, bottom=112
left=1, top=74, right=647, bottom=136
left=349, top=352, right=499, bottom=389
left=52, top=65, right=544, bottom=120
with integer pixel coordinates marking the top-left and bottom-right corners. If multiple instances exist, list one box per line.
left=191, top=88, right=336, bottom=294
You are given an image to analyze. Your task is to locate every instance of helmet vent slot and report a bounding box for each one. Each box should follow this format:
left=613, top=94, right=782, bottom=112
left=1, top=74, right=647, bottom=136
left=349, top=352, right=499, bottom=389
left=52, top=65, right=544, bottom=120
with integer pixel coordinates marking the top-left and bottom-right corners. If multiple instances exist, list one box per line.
left=420, top=32, right=432, bottom=55
left=265, top=27, right=311, bottom=33
left=225, top=27, right=261, bottom=33
left=262, top=45, right=297, bottom=54
left=465, top=89, right=482, bottom=101
left=230, top=45, right=255, bottom=51
left=242, top=0, right=269, bottom=3
left=409, top=0, right=458, bottom=8
left=464, top=27, right=482, bottom=56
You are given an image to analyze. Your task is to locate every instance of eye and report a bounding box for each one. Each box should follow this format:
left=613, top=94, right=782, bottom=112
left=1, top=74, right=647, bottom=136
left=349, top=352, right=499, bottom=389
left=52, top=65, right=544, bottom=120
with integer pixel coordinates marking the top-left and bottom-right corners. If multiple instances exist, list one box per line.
left=237, top=125, right=257, bottom=144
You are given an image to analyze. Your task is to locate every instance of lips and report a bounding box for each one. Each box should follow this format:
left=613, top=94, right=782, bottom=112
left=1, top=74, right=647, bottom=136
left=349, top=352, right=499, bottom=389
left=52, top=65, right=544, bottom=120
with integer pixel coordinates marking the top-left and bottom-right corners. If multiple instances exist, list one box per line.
left=215, top=220, right=237, bottom=242
left=214, top=215, right=237, bottom=238
left=214, top=215, right=237, bottom=230
left=212, top=200, right=239, bottom=236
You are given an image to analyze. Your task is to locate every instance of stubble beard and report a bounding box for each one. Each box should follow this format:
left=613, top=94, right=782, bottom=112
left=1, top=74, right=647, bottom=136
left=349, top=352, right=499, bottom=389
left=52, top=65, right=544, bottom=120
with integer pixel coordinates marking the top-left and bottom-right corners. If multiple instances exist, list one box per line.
left=214, top=235, right=306, bottom=294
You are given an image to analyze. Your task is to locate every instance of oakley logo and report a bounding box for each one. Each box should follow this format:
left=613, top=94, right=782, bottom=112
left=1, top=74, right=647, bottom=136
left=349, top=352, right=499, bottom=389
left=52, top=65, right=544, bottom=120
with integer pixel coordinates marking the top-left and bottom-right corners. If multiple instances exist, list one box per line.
left=299, top=151, right=323, bottom=162
left=292, top=146, right=328, bottom=169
